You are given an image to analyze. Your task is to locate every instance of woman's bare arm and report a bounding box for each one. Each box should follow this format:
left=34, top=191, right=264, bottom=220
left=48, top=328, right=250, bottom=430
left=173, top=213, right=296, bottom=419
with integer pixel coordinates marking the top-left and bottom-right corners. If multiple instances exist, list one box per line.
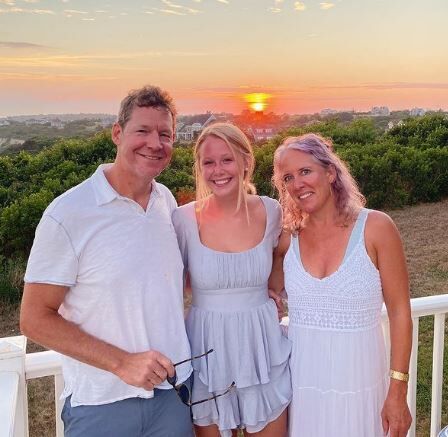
left=366, top=211, right=412, bottom=437
left=268, top=230, right=290, bottom=317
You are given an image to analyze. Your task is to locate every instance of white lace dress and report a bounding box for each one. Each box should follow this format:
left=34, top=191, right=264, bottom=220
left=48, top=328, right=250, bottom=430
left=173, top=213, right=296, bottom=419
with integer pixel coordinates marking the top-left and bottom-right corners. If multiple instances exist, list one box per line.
left=172, top=197, right=292, bottom=437
left=284, top=209, right=388, bottom=436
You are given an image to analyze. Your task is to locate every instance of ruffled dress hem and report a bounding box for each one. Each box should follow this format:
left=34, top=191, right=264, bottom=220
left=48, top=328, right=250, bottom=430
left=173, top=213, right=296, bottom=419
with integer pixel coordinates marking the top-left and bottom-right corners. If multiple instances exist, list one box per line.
left=194, top=401, right=289, bottom=437
left=187, top=299, right=292, bottom=436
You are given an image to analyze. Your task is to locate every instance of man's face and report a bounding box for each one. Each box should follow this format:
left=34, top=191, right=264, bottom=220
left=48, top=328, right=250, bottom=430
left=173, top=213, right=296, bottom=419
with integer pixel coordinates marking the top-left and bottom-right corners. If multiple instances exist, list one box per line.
left=112, top=106, right=174, bottom=184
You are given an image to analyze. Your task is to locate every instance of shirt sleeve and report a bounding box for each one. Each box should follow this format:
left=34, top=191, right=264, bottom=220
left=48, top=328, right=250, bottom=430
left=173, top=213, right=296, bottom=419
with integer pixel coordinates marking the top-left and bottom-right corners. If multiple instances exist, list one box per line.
left=159, top=183, right=178, bottom=214
left=24, top=214, right=78, bottom=286
left=171, top=207, right=188, bottom=273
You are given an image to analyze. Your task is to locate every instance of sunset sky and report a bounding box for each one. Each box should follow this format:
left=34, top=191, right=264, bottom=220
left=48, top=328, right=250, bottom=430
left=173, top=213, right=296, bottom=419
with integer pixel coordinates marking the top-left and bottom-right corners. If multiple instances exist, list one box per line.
left=0, top=0, right=447, bottom=116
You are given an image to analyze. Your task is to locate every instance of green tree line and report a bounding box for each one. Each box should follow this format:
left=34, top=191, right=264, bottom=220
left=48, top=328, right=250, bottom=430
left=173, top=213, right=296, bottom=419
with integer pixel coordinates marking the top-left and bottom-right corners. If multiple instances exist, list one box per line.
left=1, top=114, right=447, bottom=300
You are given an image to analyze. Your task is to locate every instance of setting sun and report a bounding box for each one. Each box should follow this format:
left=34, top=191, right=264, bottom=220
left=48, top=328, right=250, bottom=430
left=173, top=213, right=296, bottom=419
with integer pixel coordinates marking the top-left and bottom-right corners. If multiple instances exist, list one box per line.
left=244, top=93, right=271, bottom=112
left=252, top=102, right=265, bottom=112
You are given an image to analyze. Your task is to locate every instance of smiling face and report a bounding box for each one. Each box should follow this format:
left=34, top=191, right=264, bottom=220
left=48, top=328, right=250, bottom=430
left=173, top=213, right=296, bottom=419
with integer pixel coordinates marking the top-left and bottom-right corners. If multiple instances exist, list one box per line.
left=112, top=105, right=173, bottom=185
left=278, top=148, right=335, bottom=215
left=198, top=135, right=243, bottom=199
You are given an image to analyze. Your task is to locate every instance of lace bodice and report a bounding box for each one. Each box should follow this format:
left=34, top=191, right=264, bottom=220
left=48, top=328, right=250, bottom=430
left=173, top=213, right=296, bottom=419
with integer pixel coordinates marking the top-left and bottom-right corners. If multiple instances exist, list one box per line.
left=284, top=209, right=384, bottom=331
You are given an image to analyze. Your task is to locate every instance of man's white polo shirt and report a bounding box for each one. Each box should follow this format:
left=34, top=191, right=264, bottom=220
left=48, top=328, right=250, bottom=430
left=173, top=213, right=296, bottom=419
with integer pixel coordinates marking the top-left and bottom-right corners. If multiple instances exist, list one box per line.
left=25, top=164, right=192, bottom=406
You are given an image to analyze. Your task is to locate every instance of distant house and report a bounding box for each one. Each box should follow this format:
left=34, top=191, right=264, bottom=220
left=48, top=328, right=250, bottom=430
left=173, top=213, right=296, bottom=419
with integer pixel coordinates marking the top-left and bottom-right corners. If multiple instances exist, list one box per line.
left=0, top=119, right=10, bottom=126
left=247, top=125, right=279, bottom=143
left=386, top=120, right=405, bottom=131
left=98, top=117, right=115, bottom=128
left=320, top=108, right=338, bottom=116
left=410, top=107, right=426, bottom=117
left=370, top=106, right=390, bottom=116
left=50, top=120, right=64, bottom=129
left=25, top=119, right=48, bottom=126
left=175, top=113, right=217, bottom=142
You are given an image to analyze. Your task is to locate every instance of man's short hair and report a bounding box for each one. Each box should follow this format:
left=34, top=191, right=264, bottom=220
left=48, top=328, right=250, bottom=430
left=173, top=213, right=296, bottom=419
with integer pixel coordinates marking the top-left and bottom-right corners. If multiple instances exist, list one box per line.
left=117, top=85, right=177, bottom=129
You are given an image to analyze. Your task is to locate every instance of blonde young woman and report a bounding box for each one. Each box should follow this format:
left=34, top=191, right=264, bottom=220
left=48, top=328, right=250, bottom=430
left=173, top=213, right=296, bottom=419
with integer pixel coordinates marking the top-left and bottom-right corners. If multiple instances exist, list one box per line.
left=270, top=133, right=412, bottom=437
left=172, top=123, right=291, bottom=437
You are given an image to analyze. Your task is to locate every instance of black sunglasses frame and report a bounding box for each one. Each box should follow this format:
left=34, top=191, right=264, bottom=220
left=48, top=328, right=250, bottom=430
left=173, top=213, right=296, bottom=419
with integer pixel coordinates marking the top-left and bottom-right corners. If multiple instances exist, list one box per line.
left=167, top=349, right=235, bottom=407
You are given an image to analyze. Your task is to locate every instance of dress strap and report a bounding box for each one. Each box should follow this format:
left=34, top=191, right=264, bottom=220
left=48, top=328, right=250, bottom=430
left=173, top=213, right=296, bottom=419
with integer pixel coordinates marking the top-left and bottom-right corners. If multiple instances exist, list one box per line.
left=342, top=208, right=369, bottom=262
left=289, top=209, right=370, bottom=269
left=288, top=234, right=297, bottom=256
left=289, top=234, right=306, bottom=273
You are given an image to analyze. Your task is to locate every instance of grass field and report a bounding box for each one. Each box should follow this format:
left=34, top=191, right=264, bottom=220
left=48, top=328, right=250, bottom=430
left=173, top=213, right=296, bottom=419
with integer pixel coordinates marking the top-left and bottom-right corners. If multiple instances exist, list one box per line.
left=1, top=199, right=447, bottom=436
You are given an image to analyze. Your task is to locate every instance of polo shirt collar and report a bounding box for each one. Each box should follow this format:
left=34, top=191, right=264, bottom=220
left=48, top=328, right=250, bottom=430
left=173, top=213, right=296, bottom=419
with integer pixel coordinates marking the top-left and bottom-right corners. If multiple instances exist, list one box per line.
left=92, top=163, right=161, bottom=206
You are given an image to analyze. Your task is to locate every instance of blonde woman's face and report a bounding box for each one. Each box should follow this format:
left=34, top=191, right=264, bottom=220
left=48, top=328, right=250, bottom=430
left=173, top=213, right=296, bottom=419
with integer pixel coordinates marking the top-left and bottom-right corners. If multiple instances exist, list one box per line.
left=278, top=148, right=334, bottom=214
left=198, top=136, right=241, bottom=198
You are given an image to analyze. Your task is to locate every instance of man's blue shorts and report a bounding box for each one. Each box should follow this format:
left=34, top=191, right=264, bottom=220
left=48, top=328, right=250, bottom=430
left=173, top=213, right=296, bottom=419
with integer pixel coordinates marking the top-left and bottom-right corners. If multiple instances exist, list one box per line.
left=61, top=378, right=194, bottom=437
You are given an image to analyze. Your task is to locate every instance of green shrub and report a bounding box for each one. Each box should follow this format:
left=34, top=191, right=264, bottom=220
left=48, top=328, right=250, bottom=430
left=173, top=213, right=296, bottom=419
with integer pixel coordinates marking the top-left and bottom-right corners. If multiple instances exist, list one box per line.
left=0, top=116, right=447, bottom=261
left=0, top=256, right=26, bottom=302
left=386, top=114, right=448, bottom=149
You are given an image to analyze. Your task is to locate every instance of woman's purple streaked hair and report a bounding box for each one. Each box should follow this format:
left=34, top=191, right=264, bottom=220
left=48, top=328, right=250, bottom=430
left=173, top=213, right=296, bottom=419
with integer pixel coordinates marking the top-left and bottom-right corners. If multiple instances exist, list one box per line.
left=272, top=133, right=366, bottom=233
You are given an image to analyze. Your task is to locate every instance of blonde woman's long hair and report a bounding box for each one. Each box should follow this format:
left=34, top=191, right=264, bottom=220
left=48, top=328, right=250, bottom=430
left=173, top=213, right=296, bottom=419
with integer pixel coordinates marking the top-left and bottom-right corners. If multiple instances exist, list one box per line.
left=272, top=133, right=365, bottom=233
left=194, top=123, right=256, bottom=216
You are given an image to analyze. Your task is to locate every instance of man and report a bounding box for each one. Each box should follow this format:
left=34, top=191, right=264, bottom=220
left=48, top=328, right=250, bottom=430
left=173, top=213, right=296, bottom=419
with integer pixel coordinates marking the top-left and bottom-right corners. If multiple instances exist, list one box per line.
left=20, top=85, right=194, bottom=436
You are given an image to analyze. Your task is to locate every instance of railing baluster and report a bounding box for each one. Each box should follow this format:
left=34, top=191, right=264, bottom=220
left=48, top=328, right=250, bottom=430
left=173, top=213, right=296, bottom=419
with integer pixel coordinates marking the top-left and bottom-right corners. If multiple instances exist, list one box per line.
left=407, top=317, right=419, bottom=437
left=0, top=372, right=20, bottom=437
left=0, top=336, right=29, bottom=437
left=430, top=313, right=446, bottom=437
left=54, top=374, right=64, bottom=437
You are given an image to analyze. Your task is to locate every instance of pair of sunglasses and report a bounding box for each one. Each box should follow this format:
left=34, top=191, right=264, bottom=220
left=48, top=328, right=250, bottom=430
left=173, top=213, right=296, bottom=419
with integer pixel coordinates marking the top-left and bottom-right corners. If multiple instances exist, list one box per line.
left=167, top=348, right=235, bottom=406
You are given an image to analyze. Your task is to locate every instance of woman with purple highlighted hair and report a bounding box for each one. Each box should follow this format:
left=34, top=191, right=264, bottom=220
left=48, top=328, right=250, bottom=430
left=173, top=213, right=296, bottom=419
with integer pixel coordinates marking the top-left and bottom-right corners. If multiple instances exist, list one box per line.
left=270, top=133, right=412, bottom=436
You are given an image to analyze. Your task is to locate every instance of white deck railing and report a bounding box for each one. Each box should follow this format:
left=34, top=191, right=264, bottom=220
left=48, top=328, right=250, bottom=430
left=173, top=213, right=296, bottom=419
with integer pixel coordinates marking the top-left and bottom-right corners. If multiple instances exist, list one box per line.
left=1, top=294, right=447, bottom=437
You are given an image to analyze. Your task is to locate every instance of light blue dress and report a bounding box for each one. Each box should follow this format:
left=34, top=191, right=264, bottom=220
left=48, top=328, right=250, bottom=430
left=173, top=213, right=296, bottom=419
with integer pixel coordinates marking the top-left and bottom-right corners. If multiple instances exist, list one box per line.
left=172, top=196, right=292, bottom=437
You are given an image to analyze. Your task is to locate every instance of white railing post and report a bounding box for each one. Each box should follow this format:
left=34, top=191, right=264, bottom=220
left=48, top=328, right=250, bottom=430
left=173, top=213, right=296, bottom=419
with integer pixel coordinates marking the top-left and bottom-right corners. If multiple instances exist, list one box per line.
left=25, top=350, right=64, bottom=437
left=54, top=374, right=64, bottom=437
left=0, top=335, right=29, bottom=437
left=430, top=313, right=446, bottom=437
left=407, top=317, right=419, bottom=437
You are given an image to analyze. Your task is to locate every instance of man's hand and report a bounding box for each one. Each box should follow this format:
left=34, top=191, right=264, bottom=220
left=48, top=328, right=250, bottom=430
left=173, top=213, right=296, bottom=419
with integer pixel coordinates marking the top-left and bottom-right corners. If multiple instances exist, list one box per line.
left=21, top=284, right=177, bottom=392
left=114, top=350, right=175, bottom=391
